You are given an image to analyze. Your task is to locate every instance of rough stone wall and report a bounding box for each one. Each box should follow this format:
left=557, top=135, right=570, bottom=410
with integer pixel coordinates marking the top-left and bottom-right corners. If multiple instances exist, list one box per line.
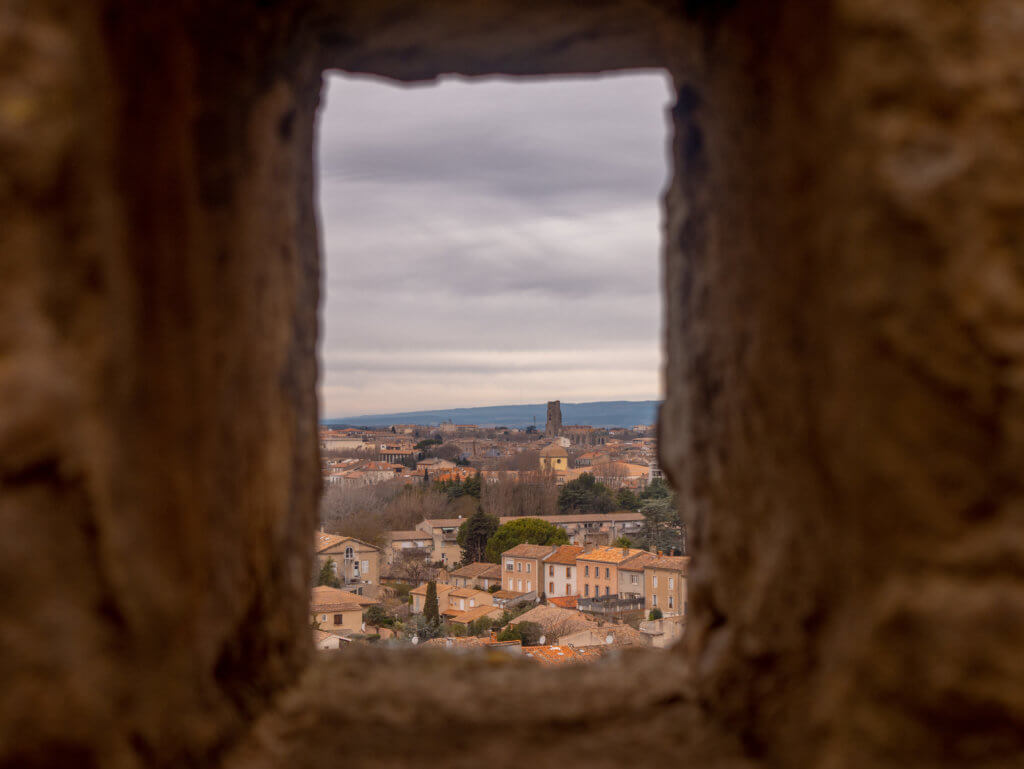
left=2, top=1, right=1023, bottom=768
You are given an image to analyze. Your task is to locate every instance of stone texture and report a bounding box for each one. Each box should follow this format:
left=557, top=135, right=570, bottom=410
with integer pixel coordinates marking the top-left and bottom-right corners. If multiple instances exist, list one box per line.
left=2, top=1, right=1024, bottom=768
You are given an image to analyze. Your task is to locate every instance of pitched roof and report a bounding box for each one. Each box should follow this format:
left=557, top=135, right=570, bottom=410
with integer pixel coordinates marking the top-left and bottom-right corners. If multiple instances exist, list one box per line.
left=310, top=586, right=378, bottom=608
left=618, top=552, right=660, bottom=572
left=522, top=645, right=586, bottom=665
left=502, top=543, right=557, bottom=559
left=315, top=533, right=380, bottom=554
left=645, top=555, right=690, bottom=573
left=547, top=595, right=578, bottom=610
left=510, top=605, right=598, bottom=638
left=448, top=587, right=491, bottom=599
left=450, top=562, right=502, bottom=579
left=410, top=582, right=454, bottom=596
left=577, top=546, right=648, bottom=565
left=388, top=530, right=431, bottom=541
left=420, top=517, right=467, bottom=528
left=539, top=444, right=568, bottom=457
left=492, top=590, right=525, bottom=600
left=543, top=545, right=585, bottom=565
left=448, top=605, right=503, bottom=624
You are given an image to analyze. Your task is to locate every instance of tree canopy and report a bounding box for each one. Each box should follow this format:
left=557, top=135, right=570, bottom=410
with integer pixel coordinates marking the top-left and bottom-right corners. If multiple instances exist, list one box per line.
left=316, top=558, right=341, bottom=588
left=638, top=497, right=685, bottom=554
left=457, top=509, right=499, bottom=564
left=557, top=472, right=614, bottom=515
left=484, top=517, right=569, bottom=563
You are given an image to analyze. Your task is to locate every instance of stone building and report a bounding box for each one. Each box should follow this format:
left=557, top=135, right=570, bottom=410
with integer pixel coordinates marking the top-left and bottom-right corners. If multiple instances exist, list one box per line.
left=544, top=400, right=562, bottom=437
left=3, top=3, right=1023, bottom=769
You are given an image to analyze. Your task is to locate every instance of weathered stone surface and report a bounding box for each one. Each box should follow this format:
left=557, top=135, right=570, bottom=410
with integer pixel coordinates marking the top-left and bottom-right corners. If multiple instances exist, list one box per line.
left=2, top=0, right=1024, bottom=767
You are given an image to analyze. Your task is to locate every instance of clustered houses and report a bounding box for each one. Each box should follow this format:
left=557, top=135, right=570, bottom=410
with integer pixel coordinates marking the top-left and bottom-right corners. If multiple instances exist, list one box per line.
left=314, top=533, right=383, bottom=598
left=318, top=422, right=662, bottom=490
left=448, top=562, right=502, bottom=590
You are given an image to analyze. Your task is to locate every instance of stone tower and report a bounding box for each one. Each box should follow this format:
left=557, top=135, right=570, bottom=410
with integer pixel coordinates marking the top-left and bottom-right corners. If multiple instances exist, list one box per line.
left=545, top=400, right=562, bottom=438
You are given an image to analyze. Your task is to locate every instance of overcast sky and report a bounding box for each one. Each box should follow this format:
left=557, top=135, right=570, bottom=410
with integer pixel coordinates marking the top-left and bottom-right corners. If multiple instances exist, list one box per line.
left=316, top=71, right=673, bottom=419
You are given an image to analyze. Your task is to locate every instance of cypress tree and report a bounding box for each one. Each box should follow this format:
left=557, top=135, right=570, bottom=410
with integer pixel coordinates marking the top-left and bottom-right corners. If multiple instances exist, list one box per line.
left=423, top=581, right=440, bottom=625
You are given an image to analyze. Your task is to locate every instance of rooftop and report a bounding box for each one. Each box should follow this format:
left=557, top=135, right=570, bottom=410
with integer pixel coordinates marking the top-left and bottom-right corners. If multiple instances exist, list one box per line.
left=502, top=543, right=557, bottom=559
left=577, top=546, right=648, bottom=565
left=310, top=585, right=378, bottom=607
left=645, top=555, right=690, bottom=573
left=543, top=544, right=585, bottom=565
left=450, top=562, right=502, bottom=579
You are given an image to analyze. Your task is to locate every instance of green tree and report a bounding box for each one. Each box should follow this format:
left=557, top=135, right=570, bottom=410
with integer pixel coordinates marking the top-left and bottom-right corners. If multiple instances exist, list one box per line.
left=498, top=620, right=543, bottom=646
left=557, top=473, right=614, bottom=515
left=316, top=558, right=341, bottom=588
left=484, top=517, right=569, bottom=563
left=648, top=607, right=663, bottom=621
left=612, top=535, right=634, bottom=548
left=638, top=497, right=684, bottom=554
left=423, top=581, right=440, bottom=625
left=457, top=509, right=499, bottom=564
left=614, top=487, right=640, bottom=511
left=363, top=605, right=393, bottom=628
left=640, top=477, right=672, bottom=501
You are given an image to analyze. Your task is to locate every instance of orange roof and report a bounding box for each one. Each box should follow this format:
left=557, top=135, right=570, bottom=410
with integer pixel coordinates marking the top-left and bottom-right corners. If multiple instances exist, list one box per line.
left=548, top=595, right=578, bottom=609
left=645, top=555, right=690, bottom=573
left=576, top=546, right=648, bottom=565
left=522, top=645, right=585, bottom=665
left=311, top=589, right=380, bottom=606
left=543, top=545, right=584, bottom=565
left=502, top=543, right=556, bottom=559
left=450, top=562, right=502, bottom=579
left=618, top=552, right=660, bottom=572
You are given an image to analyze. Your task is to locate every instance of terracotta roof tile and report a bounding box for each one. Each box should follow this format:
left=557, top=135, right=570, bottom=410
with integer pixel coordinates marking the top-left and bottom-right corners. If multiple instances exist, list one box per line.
left=543, top=545, right=585, bottom=565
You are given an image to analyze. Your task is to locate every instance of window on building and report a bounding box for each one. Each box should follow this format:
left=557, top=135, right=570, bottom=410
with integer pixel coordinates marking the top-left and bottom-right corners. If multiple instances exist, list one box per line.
left=584, top=565, right=590, bottom=577
left=549, top=582, right=555, bottom=594
left=584, top=584, right=590, bottom=597
left=549, top=565, right=554, bottom=576
left=631, top=574, right=639, bottom=584
left=669, top=577, right=674, bottom=589
left=344, top=546, right=353, bottom=559
left=605, top=586, right=610, bottom=596
left=668, top=595, right=674, bottom=609
left=566, top=584, right=571, bottom=595
left=527, top=580, right=532, bottom=592
left=361, top=560, right=368, bottom=572
left=517, top=579, right=523, bottom=591
left=334, top=614, right=343, bottom=625
left=652, top=594, right=658, bottom=606
left=517, top=562, right=522, bottom=572
left=605, top=567, right=610, bottom=579
left=653, top=575, right=659, bottom=588
left=526, top=563, right=531, bottom=573
left=505, top=560, right=513, bottom=571
left=566, top=566, right=572, bottom=578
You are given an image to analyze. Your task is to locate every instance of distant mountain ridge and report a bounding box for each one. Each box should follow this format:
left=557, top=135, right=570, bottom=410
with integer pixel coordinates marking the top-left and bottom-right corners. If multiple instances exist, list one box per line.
left=324, top=400, right=660, bottom=429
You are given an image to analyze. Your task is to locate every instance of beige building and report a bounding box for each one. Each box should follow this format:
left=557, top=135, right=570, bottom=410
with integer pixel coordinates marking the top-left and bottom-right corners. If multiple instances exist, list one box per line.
left=501, top=543, right=556, bottom=595
left=385, top=529, right=433, bottom=565
left=442, top=587, right=494, bottom=618
left=415, top=517, right=465, bottom=566
left=315, top=533, right=382, bottom=597
left=310, top=585, right=378, bottom=635
left=542, top=545, right=584, bottom=597
left=539, top=443, right=569, bottom=472
left=576, top=546, right=646, bottom=600
left=617, top=552, right=659, bottom=598
left=644, top=555, right=689, bottom=617
left=449, top=562, right=502, bottom=590
left=410, top=582, right=453, bottom=614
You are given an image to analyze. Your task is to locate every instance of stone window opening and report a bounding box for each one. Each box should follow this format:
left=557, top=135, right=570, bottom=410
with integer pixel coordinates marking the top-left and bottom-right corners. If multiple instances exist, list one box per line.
left=5, top=4, right=1003, bottom=767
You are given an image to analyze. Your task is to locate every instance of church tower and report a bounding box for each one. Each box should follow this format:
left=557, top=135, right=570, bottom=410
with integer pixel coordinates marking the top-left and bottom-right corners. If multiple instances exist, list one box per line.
left=545, top=400, right=562, bottom=438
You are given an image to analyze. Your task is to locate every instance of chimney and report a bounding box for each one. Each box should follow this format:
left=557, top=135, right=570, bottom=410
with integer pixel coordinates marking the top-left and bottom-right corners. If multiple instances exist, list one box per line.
left=657, top=550, right=663, bottom=557
left=622, top=547, right=629, bottom=556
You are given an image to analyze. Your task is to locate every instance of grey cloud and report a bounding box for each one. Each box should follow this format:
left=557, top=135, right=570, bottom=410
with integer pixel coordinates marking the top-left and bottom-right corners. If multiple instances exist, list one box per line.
left=316, top=71, right=671, bottom=417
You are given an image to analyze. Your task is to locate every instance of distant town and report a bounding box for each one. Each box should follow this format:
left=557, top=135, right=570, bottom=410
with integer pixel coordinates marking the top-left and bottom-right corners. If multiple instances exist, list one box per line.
left=311, top=400, right=686, bottom=664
